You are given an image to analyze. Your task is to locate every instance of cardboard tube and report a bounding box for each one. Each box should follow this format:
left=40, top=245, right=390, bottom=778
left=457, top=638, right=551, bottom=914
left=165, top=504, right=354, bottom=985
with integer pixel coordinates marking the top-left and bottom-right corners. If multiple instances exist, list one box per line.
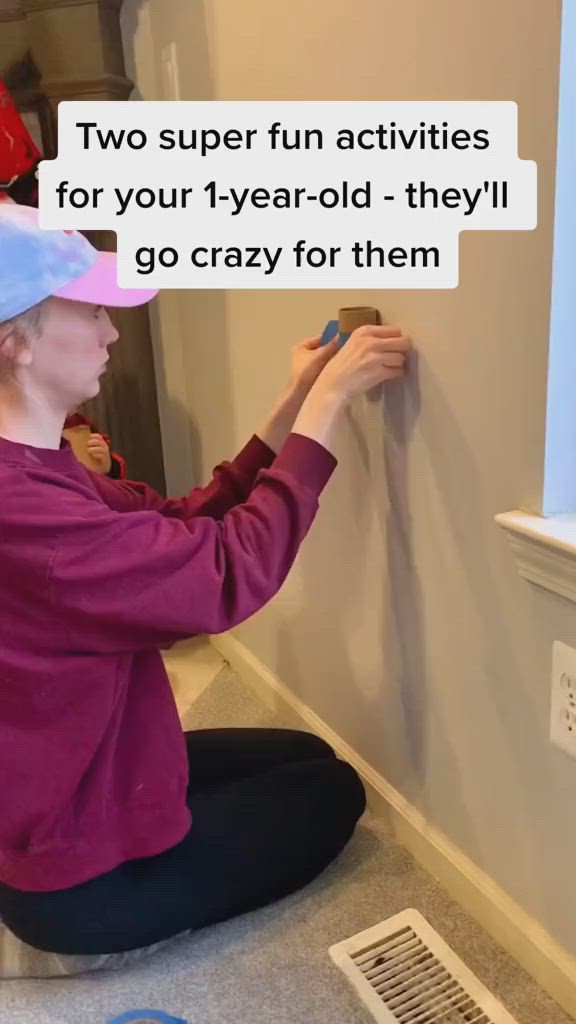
left=338, top=306, right=380, bottom=334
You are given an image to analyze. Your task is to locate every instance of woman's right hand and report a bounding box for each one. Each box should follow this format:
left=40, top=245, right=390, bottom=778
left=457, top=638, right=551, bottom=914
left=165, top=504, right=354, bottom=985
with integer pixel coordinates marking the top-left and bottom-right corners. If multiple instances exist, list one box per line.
left=316, top=324, right=411, bottom=402
left=291, top=324, right=411, bottom=453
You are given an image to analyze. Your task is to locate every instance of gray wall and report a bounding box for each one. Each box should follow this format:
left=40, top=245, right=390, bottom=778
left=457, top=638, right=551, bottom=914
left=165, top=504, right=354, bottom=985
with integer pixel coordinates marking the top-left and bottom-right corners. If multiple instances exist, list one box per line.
left=124, top=0, right=576, bottom=956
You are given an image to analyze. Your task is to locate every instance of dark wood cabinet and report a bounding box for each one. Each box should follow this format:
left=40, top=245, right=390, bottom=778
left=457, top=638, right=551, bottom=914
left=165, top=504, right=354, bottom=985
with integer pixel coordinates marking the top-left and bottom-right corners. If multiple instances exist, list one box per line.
left=0, top=0, right=166, bottom=493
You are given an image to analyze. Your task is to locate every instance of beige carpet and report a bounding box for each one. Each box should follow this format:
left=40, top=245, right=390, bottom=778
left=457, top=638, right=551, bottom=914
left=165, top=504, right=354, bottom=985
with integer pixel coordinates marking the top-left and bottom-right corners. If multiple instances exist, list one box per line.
left=0, top=657, right=572, bottom=1024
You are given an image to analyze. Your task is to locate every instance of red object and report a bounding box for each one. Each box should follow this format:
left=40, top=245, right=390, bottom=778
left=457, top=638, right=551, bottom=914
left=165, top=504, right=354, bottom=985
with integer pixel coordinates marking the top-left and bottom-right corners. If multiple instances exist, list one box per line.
left=64, top=412, right=127, bottom=479
left=0, top=79, right=41, bottom=205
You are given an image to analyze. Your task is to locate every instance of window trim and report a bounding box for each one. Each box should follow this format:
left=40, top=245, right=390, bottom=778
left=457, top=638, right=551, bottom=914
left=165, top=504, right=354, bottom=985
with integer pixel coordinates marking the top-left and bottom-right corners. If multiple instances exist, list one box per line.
left=495, top=511, right=576, bottom=604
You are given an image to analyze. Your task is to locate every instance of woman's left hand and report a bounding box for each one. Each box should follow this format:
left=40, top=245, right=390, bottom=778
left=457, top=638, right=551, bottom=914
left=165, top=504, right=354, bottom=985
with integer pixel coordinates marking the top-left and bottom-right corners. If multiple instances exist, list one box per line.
left=288, top=334, right=340, bottom=395
left=256, top=333, right=340, bottom=454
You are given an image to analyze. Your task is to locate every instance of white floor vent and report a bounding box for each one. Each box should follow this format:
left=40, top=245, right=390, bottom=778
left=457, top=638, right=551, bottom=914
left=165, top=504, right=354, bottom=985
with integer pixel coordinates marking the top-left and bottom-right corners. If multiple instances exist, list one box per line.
left=329, top=909, right=519, bottom=1024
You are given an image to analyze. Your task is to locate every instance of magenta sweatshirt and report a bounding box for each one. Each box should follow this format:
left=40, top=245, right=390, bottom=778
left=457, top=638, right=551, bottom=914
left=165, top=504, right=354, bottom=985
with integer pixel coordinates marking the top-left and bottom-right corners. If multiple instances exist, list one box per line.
left=0, top=431, right=336, bottom=892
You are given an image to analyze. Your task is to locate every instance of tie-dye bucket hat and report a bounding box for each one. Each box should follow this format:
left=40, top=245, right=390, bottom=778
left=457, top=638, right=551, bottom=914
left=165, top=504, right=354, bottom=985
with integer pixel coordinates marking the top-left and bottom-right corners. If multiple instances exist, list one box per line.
left=0, top=202, right=157, bottom=322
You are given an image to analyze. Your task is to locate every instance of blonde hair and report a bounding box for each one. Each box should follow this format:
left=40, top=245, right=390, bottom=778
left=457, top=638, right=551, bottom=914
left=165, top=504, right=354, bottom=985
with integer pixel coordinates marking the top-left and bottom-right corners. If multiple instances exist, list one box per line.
left=0, top=300, right=47, bottom=382
left=2, top=301, right=46, bottom=338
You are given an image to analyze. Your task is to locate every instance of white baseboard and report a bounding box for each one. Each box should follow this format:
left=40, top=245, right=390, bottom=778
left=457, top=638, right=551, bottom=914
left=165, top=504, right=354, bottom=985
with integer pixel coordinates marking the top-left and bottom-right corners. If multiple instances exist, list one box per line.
left=211, top=631, right=576, bottom=1021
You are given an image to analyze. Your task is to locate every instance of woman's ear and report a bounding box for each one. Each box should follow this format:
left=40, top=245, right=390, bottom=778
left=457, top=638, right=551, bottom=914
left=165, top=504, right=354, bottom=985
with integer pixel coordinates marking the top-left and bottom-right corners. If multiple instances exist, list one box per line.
left=0, top=322, right=33, bottom=368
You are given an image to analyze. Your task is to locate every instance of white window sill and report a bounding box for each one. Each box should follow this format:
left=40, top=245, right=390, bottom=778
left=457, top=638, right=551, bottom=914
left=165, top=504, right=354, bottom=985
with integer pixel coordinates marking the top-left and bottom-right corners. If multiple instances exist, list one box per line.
left=495, top=511, right=576, bottom=604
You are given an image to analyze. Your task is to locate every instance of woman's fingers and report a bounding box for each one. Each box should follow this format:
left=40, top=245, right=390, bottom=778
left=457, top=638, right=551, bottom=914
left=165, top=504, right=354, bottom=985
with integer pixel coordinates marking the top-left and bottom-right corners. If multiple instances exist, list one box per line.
left=299, top=335, right=323, bottom=350
left=355, top=324, right=403, bottom=338
left=380, top=351, right=406, bottom=367
left=367, top=334, right=411, bottom=352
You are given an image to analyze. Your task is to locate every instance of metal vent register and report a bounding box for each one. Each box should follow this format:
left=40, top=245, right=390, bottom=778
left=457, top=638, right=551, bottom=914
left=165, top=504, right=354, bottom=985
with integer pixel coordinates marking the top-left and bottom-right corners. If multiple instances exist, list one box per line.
left=329, top=910, right=519, bottom=1024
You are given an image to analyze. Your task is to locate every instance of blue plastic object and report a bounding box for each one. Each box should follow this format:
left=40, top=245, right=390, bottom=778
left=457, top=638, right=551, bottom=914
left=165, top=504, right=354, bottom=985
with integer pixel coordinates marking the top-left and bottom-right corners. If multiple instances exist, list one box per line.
left=107, top=1012, right=188, bottom=1024
left=320, top=319, right=349, bottom=347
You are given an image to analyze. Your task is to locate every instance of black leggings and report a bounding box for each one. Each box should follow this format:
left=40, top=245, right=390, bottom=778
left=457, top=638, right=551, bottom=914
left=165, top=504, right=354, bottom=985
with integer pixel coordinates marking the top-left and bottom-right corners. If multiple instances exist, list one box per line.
left=0, top=729, right=366, bottom=955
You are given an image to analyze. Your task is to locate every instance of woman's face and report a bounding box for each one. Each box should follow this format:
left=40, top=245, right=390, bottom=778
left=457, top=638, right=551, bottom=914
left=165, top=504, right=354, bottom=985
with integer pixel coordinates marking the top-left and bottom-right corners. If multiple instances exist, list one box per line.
left=22, top=297, right=119, bottom=408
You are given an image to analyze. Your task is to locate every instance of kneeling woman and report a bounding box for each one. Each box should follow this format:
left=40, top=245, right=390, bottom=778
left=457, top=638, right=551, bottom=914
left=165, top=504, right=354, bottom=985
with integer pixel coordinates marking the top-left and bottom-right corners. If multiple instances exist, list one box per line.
left=0, top=202, right=410, bottom=956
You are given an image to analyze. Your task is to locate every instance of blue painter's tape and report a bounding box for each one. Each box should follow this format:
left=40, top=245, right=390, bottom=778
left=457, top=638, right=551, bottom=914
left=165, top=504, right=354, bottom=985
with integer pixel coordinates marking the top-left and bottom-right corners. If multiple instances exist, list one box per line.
left=320, top=319, right=339, bottom=346
left=107, top=1012, right=188, bottom=1024
left=320, top=320, right=350, bottom=348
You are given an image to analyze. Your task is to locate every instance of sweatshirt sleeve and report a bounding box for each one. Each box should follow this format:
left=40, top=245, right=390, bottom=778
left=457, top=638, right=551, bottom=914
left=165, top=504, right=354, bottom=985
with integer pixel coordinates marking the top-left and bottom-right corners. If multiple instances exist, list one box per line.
left=93, top=435, right=276, bottom=521
left=48, top=434, right=336, bottom=652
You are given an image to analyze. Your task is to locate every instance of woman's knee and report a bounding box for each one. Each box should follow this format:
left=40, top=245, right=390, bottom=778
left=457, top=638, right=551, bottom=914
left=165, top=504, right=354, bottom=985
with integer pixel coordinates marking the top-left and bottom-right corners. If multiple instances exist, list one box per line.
left=304, top=756, right=366, bottom=831
left=332, top=759, right=367, bottom=823
left=281, top=729, right=336, bottom=763
left=284, top=735, right=365, bottom=822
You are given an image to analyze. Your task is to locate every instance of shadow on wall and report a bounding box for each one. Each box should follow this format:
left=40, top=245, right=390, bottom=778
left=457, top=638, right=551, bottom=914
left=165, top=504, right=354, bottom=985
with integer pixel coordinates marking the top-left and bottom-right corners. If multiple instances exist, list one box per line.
left=274, top=350, right=427, bottom=807
left=274, top=346, right=543, bottom=913
left=377, top=352, right=427, bottom=808
left=121, top=0, right=236, bottom=490
left=416, top=365, right=543, bottom=911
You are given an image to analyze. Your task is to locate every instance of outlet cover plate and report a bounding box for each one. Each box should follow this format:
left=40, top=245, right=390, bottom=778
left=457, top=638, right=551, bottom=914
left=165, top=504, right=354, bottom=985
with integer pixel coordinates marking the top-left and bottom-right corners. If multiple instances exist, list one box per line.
left=551, top=641, right=576, bottom=758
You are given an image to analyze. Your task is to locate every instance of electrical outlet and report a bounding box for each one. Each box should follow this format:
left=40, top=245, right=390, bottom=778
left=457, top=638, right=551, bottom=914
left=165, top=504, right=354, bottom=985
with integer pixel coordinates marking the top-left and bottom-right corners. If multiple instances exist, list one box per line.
left=551, top=641, right=576, bottom=758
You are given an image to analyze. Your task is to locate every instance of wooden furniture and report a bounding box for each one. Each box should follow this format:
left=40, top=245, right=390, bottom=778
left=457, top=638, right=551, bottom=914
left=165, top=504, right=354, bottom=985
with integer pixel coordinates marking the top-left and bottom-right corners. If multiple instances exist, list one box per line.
left=0, top=0, right=167, bottom=493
